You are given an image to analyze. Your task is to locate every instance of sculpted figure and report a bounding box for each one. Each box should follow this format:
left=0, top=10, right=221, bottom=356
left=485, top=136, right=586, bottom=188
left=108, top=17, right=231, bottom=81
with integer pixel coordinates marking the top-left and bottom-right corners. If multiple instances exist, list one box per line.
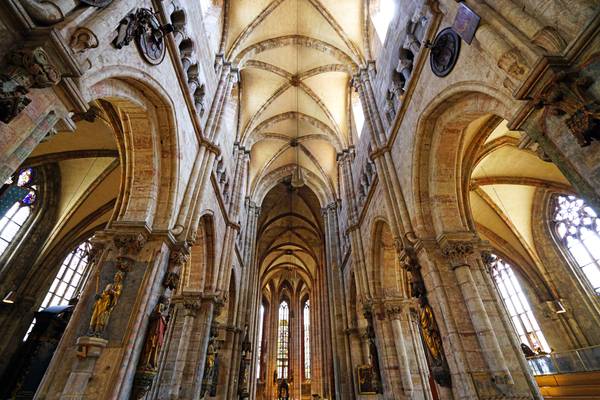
left=89, top=271, right=124, bottom=335
left=139, top=299, right=168, bottom=370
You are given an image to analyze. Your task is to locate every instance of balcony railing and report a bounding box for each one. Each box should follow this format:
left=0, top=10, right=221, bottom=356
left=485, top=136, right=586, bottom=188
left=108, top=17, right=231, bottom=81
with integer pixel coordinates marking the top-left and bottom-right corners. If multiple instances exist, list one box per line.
left=527, top=345, right=600, bottom=375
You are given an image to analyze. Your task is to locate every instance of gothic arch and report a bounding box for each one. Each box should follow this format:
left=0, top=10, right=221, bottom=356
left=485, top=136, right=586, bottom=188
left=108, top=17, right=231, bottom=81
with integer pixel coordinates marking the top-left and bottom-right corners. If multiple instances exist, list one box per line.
left=184, top=213, right=216, bottom=292
left=371, top=218, right=402, bottom=298
left=82, top=67, right=180, bottom=231
left=412, top=84, right=514, bottom=238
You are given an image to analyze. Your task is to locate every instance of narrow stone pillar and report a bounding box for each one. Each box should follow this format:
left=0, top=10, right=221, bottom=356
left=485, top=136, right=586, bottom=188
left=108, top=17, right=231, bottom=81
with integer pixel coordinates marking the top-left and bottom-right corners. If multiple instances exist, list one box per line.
left=385, top=301, right=414, bottom=397
left=321, top=202, right=353, bottom=399
left=168, top=295, right=201, bottom=399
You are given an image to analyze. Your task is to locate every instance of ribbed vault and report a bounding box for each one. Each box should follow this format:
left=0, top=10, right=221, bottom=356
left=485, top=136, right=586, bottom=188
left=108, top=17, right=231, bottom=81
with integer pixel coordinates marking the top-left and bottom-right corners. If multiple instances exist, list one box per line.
left=224, top=0, right=366, bottom=199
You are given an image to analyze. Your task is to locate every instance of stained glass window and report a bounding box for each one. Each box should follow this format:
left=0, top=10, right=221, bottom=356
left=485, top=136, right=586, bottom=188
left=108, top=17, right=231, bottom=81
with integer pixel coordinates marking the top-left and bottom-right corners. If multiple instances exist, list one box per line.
left=552, top=195, right=600, bottom=295
left=303, top=300, right=311, bottom=380
left=276, top=301, right=289, bottom=379
left=24, top=241, right=93, bottom=340
left=0, top=168, right=38, bottom=257
left=490, top=254, right=550, bottom=353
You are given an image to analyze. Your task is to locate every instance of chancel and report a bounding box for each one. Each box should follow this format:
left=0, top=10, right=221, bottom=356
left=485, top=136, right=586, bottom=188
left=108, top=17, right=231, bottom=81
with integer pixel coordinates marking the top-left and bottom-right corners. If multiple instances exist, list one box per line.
left=0, top=0, right=599, bottom=399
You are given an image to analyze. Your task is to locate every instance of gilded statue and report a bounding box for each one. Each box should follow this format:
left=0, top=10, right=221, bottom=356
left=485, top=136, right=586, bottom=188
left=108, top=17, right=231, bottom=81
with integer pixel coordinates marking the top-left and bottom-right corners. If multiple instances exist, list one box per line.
left=419, top=301, right=443, bottom=361
left=139, top=298, right=168, bottom=371
left=89, top=270, right=124, bottom=335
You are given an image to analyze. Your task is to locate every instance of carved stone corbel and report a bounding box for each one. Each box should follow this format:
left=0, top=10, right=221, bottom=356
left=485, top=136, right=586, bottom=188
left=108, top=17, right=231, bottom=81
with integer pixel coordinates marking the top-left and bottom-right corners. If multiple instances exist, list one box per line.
left=1, top=47, right=61, bottom=124
left=533, top=70, right=600, bottom=147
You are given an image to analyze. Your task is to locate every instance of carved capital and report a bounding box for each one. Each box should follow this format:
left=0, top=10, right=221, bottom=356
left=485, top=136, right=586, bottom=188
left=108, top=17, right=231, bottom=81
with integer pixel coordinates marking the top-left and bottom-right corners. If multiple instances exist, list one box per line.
left=181, top=296, right=202, bottom=316
left=113, top=232, right=147, bottom=255
left=440, top=240, right=474, bottom=269
left=384, top=302, right=403, bottom=320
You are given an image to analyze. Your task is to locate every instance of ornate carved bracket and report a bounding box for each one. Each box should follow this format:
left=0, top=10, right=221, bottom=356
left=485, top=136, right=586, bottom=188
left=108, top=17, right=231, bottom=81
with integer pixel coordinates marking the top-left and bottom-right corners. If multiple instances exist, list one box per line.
left=1, top=47, right=61, bottom=124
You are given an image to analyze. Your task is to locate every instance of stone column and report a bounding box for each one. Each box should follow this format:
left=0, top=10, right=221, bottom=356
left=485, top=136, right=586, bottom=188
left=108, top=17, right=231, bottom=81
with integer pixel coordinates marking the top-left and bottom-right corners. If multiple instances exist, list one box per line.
left=440, top=239, right=513, bottom=386
left=192, top=296, right=223, bottom=400
left=386, top=298, right=434, bottom=400
left=167, top=295, right=202, bottom=400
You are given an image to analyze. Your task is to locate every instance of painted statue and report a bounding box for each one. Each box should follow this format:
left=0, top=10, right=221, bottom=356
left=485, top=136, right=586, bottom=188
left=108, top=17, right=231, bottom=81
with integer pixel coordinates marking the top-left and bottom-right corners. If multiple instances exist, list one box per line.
left=139, top=298, right=168, bottom=370
left=89, top=270, right=124, bottom=335
left=419, top=301, right=443, bottom=360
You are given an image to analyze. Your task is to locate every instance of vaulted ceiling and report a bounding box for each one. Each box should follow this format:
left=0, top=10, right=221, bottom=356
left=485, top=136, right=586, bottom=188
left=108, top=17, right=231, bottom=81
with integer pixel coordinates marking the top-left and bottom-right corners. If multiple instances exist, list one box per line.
left=224, top=0, right=367, bottom=199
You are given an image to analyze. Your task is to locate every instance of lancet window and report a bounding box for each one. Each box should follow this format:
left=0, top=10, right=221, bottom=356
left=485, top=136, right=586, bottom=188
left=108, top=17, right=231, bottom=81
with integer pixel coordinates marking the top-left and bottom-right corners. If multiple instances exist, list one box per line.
left=489, top=254, right=550, bottom=353
left=276, top=300, right=290, bottom=379
left=371, top=0, right=396, bottom=43
left=303, top=299, right=311, bottom=380
left=552, top=194, right=600, bottom=295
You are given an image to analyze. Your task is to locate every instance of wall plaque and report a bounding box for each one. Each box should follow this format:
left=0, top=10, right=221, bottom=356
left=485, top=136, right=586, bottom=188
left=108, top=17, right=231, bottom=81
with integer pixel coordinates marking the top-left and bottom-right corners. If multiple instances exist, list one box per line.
left=453, top=3, right=480, bottom=44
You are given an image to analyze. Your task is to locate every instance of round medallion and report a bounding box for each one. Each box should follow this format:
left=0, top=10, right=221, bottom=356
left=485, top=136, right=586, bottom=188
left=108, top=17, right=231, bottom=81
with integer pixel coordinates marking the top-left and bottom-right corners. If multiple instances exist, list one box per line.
left=429, top=27, right=461, bottom=78
left=80, top=0, right=113, bottom=7
left=135, top=9, right=167, bottom=65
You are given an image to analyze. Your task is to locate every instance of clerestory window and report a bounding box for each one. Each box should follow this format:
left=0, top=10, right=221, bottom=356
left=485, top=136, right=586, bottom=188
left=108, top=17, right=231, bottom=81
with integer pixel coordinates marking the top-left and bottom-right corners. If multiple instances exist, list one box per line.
left=276, top=300, right=290, bottom=379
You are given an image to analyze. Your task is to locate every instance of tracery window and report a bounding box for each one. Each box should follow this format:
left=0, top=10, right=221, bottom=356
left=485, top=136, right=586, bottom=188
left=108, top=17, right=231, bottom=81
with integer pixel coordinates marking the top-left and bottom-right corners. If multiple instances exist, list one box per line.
left=0, top=168, right=38, bottom=257
left=276, top=300, right=289, bottom=379
left=25, top=241, right=93, bottom=340
left=552, top=194, right=600, bottom=295
left=303, top=299, right=311, bottom=380
left=490, top=254, right=550, bottom=353
left=371, top=0, right=396, bottom=43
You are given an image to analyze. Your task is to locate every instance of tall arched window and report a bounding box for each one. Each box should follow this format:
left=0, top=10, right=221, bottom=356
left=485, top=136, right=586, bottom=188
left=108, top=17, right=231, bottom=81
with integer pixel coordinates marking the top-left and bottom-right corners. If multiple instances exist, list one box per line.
left=489, top=254, right=550, bottom=353
left=552, top=194, right=600, bottom=295
left=24, top=241, right=93, bottom=340
left=256, top=304, right=265, bottom=379
left=0, top=168, right=38, bottom=257
left=371, top=0, right=396, bottom=43
left=303, top=299, right=311, bottom=380
left=276, top=300, right=289, bottom=379
left=351, top=92, right=365, bottom=138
